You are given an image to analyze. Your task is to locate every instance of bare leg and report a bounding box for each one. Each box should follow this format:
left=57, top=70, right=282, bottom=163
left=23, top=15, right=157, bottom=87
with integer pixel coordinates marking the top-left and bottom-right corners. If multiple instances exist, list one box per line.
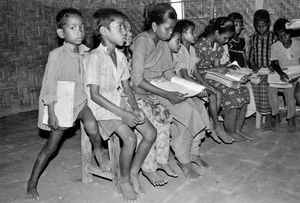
left=272, top=114, right=281, bottom=131
left=208, top=91, right=234, bottom=144
left=79, top=107, right=110, bottom=171
left=177, top=162, right=201, bottom=179
left=130, top=119, right=156, bottom=194
left=26, top=129, right=65, bottom=200
left=287, top=116, right=296, bottom=133
left=115, top=125, right=137, bottom=201
left=236, top=104, right=253, bottom=141
left=157, top=163, right=178, bottom=177
left=224, top=109, right=247, bottom=142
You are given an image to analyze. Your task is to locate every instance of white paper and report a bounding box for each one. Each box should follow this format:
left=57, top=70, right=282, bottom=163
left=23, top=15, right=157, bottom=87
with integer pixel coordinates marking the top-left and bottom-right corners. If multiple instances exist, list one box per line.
left=285, top=19, right=300, bottom=29
left=268, top=65, right=300, bottom=88
left=151, top=76, right=205, bottom=97
left=43, top=81, right=75, bottom=127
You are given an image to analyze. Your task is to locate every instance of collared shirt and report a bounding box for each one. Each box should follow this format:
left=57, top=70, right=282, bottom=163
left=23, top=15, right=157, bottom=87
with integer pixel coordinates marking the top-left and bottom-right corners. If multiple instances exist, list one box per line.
left=84, top=43, right=130, bottom=120
left=40, top=42, right=89, bottom=107
left=173, top=44, right=199, bottom=77
left=131, top=32, right=175, bottom=86
left=249, top=31, right=275, bottom=69
left=271, top=38, right=300, bottom=68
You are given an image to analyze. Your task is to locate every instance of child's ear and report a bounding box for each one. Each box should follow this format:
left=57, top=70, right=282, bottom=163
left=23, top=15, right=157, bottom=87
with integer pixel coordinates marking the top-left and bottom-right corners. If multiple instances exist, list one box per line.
left=152, top=22, right=158, bottom=32
left=100, top=26, right=108, bottom=36
left=56, top=28, right=65, bottom=39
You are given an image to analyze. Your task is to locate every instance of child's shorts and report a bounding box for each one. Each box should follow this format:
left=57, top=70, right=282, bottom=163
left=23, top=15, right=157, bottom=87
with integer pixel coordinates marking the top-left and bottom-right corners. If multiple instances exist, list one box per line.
left=98, top=119, right=123, bottom=140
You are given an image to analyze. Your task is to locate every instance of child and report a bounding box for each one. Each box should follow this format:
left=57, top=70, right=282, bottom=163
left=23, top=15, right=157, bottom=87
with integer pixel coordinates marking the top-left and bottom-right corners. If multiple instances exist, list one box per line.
left=268, top=18, right=300, bottom=132
left=249, top=9, right=276, bottom=131
left=25, top=8, right=106, bottom=200
left=194, top=17, right=251, bottom=142
left=172, top=19, right=234, bottom=145
left=131, top=3, right=209, bottom=179
left=119, top=18, right=178, bottom=187
left=228, top=12, right=247, bottom=68
left=84, top=8, right=157, bottom=200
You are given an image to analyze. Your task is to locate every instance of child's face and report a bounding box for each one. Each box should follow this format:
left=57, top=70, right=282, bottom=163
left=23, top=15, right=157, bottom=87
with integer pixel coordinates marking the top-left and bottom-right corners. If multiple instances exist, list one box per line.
left=277, top=30, right=292, bottom=47
left=183, top=26, right=197, bottom=44
left=255, top=20, right=270, bottom=35
left=216, top=31, right=233, bottom=45
left=168, top=33, right=181, bottom=53
left=57, top=15, right=85, bottom=45
left=106, top=17, right=126, bottom=46
left=153, top=18, right=177, bottom=41
left=234, top=20, right=243, bottom=35
left=124, top=21, right=133, bottom=46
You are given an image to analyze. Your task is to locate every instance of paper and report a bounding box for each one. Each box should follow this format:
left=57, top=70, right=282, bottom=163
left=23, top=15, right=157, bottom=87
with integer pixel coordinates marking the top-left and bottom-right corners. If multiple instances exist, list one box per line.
left=285, top=19, right=300, bottom=29
left=150, top=76, right=205, bottom=97
left=268, top=65, right=300, bottom=88
left=205, top=71, right=241, bottom=89
left=43, top=81, right=75, bottom=127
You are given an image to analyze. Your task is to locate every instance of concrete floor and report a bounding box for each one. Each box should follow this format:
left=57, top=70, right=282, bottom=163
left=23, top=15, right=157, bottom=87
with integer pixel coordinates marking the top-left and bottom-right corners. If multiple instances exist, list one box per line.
left=0, top=110, right=299, bottom=203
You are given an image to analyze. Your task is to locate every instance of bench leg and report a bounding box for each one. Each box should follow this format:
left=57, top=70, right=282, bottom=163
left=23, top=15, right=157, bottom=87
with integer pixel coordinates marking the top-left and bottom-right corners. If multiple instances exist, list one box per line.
left=81, top=122, right=93, bottom=183
left=108, top=134, right=121, bottom=191
left=256, top=112, right=262, bottom=129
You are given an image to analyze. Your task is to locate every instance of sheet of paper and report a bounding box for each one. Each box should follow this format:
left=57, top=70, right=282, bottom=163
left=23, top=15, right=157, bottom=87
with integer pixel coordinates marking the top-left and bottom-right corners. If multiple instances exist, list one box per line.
left=43, top=81, right=75, bottom=127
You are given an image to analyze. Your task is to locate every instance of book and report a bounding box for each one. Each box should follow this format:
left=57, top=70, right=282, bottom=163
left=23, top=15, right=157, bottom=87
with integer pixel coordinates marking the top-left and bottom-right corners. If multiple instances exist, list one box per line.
left=150, top=76, right=206, bottom=97
left=285, top=19, right=300, bottom=29
left=268, top=65, right=300, bottom=88
left=43, top=81, right=75, bottom=127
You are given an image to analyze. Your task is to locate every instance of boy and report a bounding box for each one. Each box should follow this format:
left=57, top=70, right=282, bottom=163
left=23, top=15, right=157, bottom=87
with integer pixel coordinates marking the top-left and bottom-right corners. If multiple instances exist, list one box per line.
left=268, top=18, right=300, bottom=132
left=26, top=8, right=106, bottom=200
left=249, top=9, right=276, bottom=131
left=84, top=8, right=156, bottom=201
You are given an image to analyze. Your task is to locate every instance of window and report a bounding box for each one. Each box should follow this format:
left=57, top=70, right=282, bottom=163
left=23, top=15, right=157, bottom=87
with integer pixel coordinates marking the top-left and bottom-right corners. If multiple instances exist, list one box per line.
left=170, top=0, right=184, bottom=19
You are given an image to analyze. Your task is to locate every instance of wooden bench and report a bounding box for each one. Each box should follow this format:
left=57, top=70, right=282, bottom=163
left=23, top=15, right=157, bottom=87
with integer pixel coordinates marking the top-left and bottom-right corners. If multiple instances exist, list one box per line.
left=80, top=122, right=120, bottom=191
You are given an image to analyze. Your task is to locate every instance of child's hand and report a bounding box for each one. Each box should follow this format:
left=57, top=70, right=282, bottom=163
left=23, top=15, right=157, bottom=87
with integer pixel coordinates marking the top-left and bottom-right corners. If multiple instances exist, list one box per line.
left=165, top=91, right=186, bottom=104
left=143, top=94, right=160, bottom=106
left=280, top=73, right=289, bottom=82
left=252, top=66, right=259, bottom=73
left=121, top=110, right=140, bottom=127
left=48, top=113, right=59, bottom=130
left=133, top=108, right=145, bottom=124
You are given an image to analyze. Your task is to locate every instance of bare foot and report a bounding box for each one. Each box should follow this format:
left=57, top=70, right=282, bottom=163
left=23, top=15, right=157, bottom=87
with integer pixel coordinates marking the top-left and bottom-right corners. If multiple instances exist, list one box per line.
left=157, top=163, right=178, bottom=178
left=273, top=114, right=280, bottom=131
left=261, top=116, right=274, bottom=132
left=288, top=117, right=296, bottom=133
left=94, top=149, right=110, bottom=172
left=228, top=133, right=248, bottom=143
left=25, top=182, right=39, bottom=200
left=130, top=172, right=145, bottom=195
left=208, top=129, right=221, bottom=144
left=142, top=171, right=167, bottom=186
left=177, top=162, right=201, bottom=179
left=118, top=178, right=137, bottom=201
left=236, top=131, right=253, bottom=141
left=191, top=155, right=210, bottom=168
left=215, top=125, right=235, bottom=144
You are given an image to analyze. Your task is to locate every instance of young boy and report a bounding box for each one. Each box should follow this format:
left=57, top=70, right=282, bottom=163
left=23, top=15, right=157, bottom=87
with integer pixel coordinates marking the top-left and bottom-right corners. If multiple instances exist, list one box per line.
left=26, top=8, right=106, bottom=200
left=268, top=18, right=300, bottom=132
left=249, top=9, right=276, bottom=131
left=84, top=8, right=156, bottom=201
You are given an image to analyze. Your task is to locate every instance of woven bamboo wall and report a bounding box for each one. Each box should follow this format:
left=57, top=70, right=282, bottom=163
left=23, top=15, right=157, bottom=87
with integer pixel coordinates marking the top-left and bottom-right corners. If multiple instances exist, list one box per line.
left=1, top=0, right=300, bottom=117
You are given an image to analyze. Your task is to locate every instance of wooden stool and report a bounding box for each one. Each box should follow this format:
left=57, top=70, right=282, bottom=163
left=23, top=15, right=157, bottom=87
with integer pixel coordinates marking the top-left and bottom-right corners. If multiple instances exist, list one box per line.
left=80, top=122, right=120, bottom=190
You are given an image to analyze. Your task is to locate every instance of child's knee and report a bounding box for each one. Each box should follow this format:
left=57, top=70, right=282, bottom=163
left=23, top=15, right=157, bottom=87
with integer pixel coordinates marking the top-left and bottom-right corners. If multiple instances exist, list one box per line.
left=84, top=120, right=98, bottom=134
left=144, top=127, right=157, bottom=144
left=123, top=132, right=137, bottom=147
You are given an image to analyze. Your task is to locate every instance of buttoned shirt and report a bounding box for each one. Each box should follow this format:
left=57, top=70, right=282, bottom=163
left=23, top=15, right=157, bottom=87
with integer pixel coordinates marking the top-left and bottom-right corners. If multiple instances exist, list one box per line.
left=84, top=43, right=130, bottom=120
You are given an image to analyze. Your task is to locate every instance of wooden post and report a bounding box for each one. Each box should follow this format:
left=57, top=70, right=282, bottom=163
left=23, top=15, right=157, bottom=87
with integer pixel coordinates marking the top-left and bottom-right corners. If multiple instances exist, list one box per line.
left=81, top=122, right=93, bottom=183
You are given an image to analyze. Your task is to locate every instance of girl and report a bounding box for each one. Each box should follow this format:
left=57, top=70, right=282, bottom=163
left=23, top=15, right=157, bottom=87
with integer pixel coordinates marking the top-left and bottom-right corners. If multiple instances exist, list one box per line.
left=131, top=3, right=208, bottom=180
left=119, top=18, right=178, bottom=188
left=194, top=17, right=251, bottom=142
left=172, top=19, right=234, bottom=145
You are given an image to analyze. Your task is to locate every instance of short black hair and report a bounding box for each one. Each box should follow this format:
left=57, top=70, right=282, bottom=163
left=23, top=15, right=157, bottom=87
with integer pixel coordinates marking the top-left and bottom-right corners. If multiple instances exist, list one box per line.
left=253, top=9, right=271, bottom=26
left=56, top=8, right=82, bottom=29
left=228, top=12, right=243, bottom=22
left=92, top=8, right=126, bottom=39
left=273, top=18, right=289, bottom=34
left=174, top=20, right=195, bottom=35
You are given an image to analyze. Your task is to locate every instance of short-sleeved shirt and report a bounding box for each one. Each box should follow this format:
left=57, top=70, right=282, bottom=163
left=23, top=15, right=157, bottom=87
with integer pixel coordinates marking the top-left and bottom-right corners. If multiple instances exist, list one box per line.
left=131, top=32, right=175, bottom=86
left=271, top=38, right=300, bottom=68
left=84, top=43, right=130, bottom=120
left=173, top=44, right=199, bottom=77
left=194, top=38, right=224, bottom=70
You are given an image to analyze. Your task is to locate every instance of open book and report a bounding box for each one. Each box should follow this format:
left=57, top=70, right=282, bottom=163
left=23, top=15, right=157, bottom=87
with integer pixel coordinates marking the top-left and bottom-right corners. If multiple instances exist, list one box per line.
left=150, top=76, right=206, bottom=97
left=43, top=81, right=75, bottom=127
left=268, top=65, right=300, bottom=87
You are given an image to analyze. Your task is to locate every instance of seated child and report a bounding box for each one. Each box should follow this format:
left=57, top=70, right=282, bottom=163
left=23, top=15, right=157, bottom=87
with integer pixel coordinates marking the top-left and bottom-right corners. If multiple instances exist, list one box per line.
left=194, top=17, right=251, bottom=142
left=118, top=18, right=178, bottom=187
left=268, top=18, right=300, bottom=132
left=172, top=19, right=234, bottom=145
left=85, top=8, right=156, bottom=200
left=26, top=8, right=105, bottom=200
left=249, top=9, right=276, bottom=131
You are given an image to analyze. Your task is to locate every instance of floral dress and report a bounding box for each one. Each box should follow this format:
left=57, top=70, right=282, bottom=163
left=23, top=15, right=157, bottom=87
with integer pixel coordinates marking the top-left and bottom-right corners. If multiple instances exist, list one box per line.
left=194, top=38, right=250, bottom=111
